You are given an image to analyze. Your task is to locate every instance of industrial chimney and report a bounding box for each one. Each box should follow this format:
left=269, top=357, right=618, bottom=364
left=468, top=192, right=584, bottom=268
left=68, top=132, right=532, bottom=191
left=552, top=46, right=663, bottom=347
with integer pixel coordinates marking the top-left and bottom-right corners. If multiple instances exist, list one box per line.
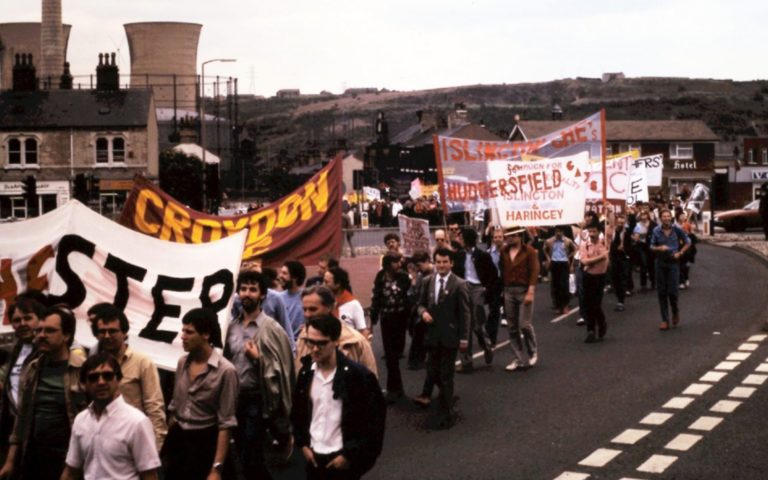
left=40, top=0, right=65, bottom=90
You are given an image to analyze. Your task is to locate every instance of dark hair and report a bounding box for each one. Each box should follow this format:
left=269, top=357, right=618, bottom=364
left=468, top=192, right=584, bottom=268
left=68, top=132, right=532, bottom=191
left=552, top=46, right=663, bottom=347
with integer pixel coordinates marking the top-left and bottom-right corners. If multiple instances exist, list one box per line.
left=10, top=296, right=46, bottom=320
left=44, top=305, right=77, bottom=347
left=381, top=251, right=402, bottom=269
left=284, top=261, right=307, bottom=286
left=87, top=302, right=114, bottom=319
left=181, top=308, right=220, bottom=344
left=327, top=267, right=352, bottom=292
left=15, top=290, right=49, bottom=308
left=262, top=267, right=279, bottom=289
left=659, top=208, right=672, bottom=218
left=383, top=232, right=400, bottom=244
left=80, top=352, right=123, bottom=384
left=411, top=250, right=430, bottom=264
left=237, top=270, right=268, bottom=295
left=90, top=304, right=129, bottom=336
left=461, top=227, right=478, bottom=247
left=301, top=285, right=336, bottom=308
left=433, top=247, right=454, bottom=262
left=306, top=314, right=341, bottom=341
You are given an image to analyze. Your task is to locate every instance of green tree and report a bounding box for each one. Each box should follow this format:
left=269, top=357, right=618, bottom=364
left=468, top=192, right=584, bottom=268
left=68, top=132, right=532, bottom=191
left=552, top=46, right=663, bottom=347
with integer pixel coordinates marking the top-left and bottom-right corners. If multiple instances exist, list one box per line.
left=159, top=150, right=203, bottom=211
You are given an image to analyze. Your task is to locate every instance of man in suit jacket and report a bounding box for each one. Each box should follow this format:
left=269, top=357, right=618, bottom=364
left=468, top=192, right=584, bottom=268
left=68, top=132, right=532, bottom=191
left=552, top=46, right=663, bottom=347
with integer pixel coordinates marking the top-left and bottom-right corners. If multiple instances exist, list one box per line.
left=451, top=228, right=497, bottom=371
left=417, top=248, right=471, bottom=429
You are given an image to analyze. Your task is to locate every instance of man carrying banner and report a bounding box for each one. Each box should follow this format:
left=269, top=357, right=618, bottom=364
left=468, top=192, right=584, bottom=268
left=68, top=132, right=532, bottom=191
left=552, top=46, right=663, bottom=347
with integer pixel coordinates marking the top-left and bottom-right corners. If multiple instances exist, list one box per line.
left=452, top=228, right=496, bottom=372
left=499, top=227, right=540, bottom=370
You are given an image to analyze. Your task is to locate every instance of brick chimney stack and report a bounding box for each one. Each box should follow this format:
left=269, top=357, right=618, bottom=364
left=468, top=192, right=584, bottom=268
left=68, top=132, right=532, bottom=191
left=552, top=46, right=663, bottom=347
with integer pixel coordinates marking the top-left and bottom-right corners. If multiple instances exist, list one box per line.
left=96, top=52, right=120, bottom=91
left=40, top=0, right=65, bottom=90
left=13, top=53, right=38, bottom=92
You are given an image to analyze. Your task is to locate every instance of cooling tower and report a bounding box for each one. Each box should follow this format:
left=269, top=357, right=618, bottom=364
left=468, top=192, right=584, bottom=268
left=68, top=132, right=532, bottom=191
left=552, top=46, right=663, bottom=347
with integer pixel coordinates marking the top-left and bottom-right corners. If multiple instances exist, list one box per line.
left=0, top=22, right=72, bottom=90
left=40, top=0, right=65, bottom=87
left=124, top=22, right=202, bottom=110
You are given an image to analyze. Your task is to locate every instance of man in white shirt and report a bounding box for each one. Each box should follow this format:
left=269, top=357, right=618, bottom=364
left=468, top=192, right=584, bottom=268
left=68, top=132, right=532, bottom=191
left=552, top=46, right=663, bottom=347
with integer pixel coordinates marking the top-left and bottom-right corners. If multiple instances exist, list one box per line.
left=61, top=352, right=160, bottom=480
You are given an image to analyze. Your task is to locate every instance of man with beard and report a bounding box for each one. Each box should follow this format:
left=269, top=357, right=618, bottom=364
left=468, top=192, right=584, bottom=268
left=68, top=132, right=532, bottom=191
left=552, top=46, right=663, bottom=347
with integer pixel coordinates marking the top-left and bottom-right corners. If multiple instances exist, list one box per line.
left=0, top=305, right=86, bottom=480
left=278, top=261, right=307, bottom=341
left=0, top=296, right=43, bottom=457
left=61, top=353, right=161, bottom=480
left=91, top=304, right=167, bottom=450
left=225, top=271, right=295, bottom=479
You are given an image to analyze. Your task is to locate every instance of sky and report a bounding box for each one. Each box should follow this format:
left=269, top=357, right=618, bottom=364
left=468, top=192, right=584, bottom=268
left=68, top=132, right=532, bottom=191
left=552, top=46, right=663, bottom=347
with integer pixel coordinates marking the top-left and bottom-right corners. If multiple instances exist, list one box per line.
left=2, top=0, right=767, bottom=97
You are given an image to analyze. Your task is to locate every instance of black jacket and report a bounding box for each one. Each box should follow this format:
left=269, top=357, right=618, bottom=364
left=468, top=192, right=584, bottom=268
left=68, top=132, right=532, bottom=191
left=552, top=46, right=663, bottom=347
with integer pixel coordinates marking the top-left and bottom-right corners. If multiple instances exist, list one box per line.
left=369, top=269, right=411, bottom=324
left=452, top=247, right=498, bottom=302
left=292, top=351, right=386, bottom=477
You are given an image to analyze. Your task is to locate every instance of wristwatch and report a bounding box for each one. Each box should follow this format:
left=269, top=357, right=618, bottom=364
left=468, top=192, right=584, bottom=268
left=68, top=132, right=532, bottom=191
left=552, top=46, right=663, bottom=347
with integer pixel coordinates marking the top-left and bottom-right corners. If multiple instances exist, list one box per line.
left=212, top=462, right=224, bottom=474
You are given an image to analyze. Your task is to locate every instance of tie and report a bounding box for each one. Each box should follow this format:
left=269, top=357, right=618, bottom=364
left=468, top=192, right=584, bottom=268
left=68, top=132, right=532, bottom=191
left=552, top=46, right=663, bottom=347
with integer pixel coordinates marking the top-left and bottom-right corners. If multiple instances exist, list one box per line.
left=438, top=277, right=445, bottom=302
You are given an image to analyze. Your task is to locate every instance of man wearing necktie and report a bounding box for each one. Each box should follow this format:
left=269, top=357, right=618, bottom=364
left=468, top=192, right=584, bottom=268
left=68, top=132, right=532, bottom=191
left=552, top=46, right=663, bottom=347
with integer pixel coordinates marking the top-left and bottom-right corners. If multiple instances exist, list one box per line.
left=416, top=248, right=471, bottom=429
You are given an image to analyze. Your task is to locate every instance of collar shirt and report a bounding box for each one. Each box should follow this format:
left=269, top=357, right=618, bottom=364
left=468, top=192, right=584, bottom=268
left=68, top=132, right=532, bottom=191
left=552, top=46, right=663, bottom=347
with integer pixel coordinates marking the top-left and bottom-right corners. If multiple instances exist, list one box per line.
left=10, top=343, right=34, bottom=406
left=309, top=364, right=343, bottom=454
left=65, top=395, right=161, bottom=480
left=117, top=348, right=167, bottom=451
left=489, top=245, right=501, bottom=275
left=338, top=299, right=367, bottom=331
left=434, top=272, right=451, bottom=301
left=463, top=249, right=481, bottom=284
left=227, top=311, right=269, bottom=392
left=551, top=239, right=569, bottom=262
left=278, top=289, right=304, bottom=340
left=168, top=349, right=238, bottom=431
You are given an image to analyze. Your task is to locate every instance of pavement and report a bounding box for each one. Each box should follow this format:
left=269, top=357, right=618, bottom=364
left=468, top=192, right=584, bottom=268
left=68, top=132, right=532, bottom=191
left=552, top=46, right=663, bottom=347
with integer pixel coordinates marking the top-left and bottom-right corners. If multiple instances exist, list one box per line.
left=701, top=231, right=768, bottom=261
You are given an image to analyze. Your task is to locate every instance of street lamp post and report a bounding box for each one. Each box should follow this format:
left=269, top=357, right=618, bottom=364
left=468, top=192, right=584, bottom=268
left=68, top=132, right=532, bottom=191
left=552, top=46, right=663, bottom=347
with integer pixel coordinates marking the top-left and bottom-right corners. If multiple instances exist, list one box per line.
left=200, top=58, right=236, bottom=213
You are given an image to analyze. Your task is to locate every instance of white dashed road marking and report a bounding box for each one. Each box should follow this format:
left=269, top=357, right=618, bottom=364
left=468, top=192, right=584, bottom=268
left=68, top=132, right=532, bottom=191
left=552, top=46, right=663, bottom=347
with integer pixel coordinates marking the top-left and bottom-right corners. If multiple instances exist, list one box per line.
left=578, top=448, right=622, bottom=467
left=755, top=364, right=768, bottom=373
left=639, top=412, right=673, bottom=425
left=738, top=343, right=758, bottom=351
left=663, top=396, right=694, bottom=409
left=612, top=429, right=651, bottom=445
left=636, top=454, right=678, bottom=474
left=727, top=352, right=751, bottom=361
left=682, top=383, right=712, bottom=396
left=728, top=386, right=756, bottom=399
left=699, top=370, right=728, bottom=382
left=553, top=472, right=590, bottom=480
left=689, top=416, right=723, bottom=432
left=747, top=334, right=767, bottom=342
left=742, top=374, right=767, bottom=385
left=710, top=400, right=742, bottom=413
left=665, top=433, right=703, bottom=451
left=715, top=361, right=740, bottom=371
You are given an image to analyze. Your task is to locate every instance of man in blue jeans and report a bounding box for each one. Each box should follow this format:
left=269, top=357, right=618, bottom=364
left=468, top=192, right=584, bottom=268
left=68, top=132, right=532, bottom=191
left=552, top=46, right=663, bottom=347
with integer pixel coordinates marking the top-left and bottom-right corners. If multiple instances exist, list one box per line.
left=650, top=209, right=690, bottom=331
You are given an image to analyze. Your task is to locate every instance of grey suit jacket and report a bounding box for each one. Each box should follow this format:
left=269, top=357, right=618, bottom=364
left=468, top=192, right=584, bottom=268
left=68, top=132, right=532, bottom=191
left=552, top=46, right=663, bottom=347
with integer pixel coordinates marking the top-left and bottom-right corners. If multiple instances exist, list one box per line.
left=416, top=273, right=471, bottom=348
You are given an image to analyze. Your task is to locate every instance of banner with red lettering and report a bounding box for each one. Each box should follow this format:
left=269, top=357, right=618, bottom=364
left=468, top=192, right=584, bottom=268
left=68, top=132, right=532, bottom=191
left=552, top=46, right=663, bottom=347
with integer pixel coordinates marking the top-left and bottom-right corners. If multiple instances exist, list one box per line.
left=434, top=111, right=605, bottom=213
left=0, top=201, right=247, bottom=370
left=119, top=158, right=343, bottom=267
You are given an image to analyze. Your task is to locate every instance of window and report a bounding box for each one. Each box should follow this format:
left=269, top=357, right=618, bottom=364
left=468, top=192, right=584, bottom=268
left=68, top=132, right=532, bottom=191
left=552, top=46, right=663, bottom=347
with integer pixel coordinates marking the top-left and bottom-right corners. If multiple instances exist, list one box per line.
left=5, top=137, right=38, bottom=167
left=94, top=135, right=127, bottom=165
left=619, top=143, right=641, bottom=155
left=670, top=143, right=693, bottom=159
left=762, top=148, right=767, bottom=165
left=605, top=145, right=613, bottom=156
left=747, top=149, right=755, bottom=165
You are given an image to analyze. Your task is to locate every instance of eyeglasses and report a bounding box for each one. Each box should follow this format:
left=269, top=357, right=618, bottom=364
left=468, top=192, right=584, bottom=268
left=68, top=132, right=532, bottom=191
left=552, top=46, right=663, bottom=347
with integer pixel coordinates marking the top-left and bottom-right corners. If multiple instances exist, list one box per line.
left=96, top=328, right=122, bottom=337
left=86, top=371, right=116, bottom=383
left=304, top=338, right=331, bottom=349
left=34, top=327, right=61, bottom=336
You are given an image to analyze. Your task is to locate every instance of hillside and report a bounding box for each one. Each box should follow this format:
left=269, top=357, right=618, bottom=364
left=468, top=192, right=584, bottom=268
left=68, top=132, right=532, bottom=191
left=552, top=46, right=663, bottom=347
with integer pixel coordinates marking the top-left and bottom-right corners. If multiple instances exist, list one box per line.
left=237, top=76, right=768, bottom=161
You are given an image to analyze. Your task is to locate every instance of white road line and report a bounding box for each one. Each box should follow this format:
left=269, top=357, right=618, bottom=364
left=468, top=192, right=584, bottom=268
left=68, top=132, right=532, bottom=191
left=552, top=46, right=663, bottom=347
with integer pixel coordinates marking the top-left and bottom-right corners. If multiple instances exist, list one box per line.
left=553, top=472, right=590, bottom=480
left=663, top=396, right=695, bottom=409
left=665, top=433, right=703, bottom=451
left=700, top=371, right=728, bottom=382
left=747, top=334, right=767, bottom=342
left=714, top=361, right=740, bottom=371
left=551, top=306, right=580, bottom=323
left=682, top=383, right=712, bottom=396
left=689, top=416, right=723, bottom=432
left=454, top=339, right=511, bottom=365
left=728, top=386, right=756, bottom=399
left=619, top=478, right=648, bottom=480
left=742, top=374, right=768, bottom=385
left=711, top=400, right=742, bottom=413
left=726, top=352, right=751, bottom=361
left=755, top=364, right=768, bottom=373
left=578, top=448, right=622, bottom=467
left=612, top=429, right=651, bottom=445
left=738, top=343, right=758, bottom=351
left=639, top=412, right=674, bottom=425
left=637, top=454, right=678, bottom=474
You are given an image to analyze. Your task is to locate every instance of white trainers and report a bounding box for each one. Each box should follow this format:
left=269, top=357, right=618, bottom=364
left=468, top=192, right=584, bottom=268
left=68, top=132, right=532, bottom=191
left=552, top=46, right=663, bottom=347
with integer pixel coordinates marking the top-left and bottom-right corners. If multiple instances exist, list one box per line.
left=505, top=360, right=521, bottom=371
left=529, top=353, right=538, bottom=367
left=501, top=319, right=508, bottom=326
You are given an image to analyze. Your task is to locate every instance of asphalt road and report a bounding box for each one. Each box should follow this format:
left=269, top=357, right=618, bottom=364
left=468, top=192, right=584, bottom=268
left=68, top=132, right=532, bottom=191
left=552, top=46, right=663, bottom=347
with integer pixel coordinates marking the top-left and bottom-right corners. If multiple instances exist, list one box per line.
left=274, top=243, right=768, bottom=479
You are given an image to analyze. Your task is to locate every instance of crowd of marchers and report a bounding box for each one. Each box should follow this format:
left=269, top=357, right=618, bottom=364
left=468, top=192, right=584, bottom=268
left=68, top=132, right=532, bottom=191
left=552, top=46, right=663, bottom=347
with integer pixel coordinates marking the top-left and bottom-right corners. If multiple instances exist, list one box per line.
left=0, top=196, right=703, bottom=479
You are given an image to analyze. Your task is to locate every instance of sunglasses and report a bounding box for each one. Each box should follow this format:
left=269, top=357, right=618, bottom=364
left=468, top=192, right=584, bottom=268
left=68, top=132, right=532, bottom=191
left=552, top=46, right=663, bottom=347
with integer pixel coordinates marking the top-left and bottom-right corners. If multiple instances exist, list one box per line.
left=86, top=371, right=116, bottom=383
left=304, top=338, right=331, bottom=349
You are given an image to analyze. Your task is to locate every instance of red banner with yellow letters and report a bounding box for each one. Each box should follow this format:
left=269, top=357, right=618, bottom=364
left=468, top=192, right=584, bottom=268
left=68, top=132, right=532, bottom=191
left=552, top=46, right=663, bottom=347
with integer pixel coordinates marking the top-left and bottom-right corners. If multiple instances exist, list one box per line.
left=119, top=158, right=343, bottom=266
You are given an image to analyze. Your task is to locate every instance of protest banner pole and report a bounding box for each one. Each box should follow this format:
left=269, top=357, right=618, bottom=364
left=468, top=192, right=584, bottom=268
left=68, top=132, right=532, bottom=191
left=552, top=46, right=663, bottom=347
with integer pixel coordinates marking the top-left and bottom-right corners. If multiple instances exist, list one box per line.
left=433, top=134, right=450, bottom=228
left=600, top=108, right=611, bottom=244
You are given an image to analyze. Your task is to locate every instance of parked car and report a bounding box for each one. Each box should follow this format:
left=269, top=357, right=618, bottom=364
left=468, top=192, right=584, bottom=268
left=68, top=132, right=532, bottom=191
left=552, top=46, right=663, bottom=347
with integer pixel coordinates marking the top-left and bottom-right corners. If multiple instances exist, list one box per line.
left=714, top=200, right=763, bottom=232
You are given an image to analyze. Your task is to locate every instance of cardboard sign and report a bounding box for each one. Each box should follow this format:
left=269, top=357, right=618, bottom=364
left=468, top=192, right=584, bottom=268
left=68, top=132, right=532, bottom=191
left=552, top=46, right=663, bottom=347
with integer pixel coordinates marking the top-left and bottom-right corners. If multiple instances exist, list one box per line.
left=398, top=215, right=433, bottom=256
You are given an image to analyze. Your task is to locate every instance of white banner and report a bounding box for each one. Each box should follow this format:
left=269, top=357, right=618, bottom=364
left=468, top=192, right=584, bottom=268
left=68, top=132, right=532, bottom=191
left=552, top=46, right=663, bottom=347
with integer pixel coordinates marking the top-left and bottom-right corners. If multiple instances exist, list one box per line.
left=586, top=153, right=636, bottom=201
left=0, top=201, right=246, bottom=370
left=363, top=186, right=380, bottom=201
left=632, top=154, right=663, bottom=187
left=627, top=163, right=649, bottom=206
left=398, top=214, right=432, bottom=257
left=488, top=152, right=590, bottom=227
left=409, top=178, right=422, bottom=200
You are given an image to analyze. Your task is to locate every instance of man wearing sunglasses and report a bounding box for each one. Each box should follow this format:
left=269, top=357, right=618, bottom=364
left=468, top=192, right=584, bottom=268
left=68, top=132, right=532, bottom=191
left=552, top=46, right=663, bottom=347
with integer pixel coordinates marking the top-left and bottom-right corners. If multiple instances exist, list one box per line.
left=0, top=305, right=87, bottom=480
left=61, top=353, right=161, bottom=480
left=292, top=314, right=385, bottom=480
left=91, top=304, right=167, bottom=451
